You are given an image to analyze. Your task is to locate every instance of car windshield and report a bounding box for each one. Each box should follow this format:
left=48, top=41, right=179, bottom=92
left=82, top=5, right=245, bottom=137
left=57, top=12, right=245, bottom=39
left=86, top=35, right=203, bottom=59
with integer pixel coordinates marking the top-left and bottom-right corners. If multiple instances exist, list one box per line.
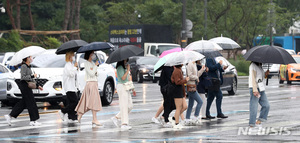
left=31, top=54, right=66, bottom=68
left=293, top=57, right=300, bottom=64
left=137, top=58, right=159, bottom=65
left=158, top=45, right=179, bottom=55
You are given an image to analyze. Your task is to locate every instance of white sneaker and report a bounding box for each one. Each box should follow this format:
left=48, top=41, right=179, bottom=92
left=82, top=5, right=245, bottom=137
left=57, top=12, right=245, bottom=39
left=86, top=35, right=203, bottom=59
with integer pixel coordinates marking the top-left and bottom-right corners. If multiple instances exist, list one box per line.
left=255, top=123, right=262, bottom=128
left=162, top=122, right=173, bottom=128
left=120, top=125, right=132, bottom=131
left=152, top=117, right=160, bottom=124
left=29, top=121, right=42, bottom=126
left=4, top=115, right=12, bottom=126
left=157, top=117, right=165, bottom=125
left=173, top=123, right=183, bottom=129
left=168, top=117, right=175, bottom=126
left=184, top=119, right=193, bottom=126
left=68, top=119, right=78, bottom=124
left=111, top=117, right=120, bottom=128
left=58, top=110, right=65, bottom=121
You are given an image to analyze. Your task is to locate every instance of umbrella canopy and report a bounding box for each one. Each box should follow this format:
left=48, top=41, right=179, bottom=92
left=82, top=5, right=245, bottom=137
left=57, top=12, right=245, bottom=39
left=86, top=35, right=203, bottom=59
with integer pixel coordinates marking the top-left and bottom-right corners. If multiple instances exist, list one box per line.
left=9, top=46, right=46, bottom=66
left=164, top=51, right=205, bottom=66
left=209, top=37, right=240, bottom=50
left=106, top=45, right=144, bottom=64
left=243, top=45, right=296, bottom=64
left=197, top=50, right=223, bottom=59
left=159, top=48, right=182, bottom=58
left=77, top=42, right=115, bottom=53
left=185, top=40, right=223, bottom=51
left=55, top=40, right=88, bottom=54
left=154, top=52, right=178, bottom=73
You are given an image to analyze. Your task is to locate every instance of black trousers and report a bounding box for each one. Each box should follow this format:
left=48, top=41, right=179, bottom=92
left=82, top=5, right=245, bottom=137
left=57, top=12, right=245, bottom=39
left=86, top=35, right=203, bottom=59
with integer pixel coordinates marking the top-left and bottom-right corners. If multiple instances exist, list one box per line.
left=61, top=91, right=78, bottom=120
left=161, top=87, right=176, bottom=122
left=10, top=81, right=39, bottom=121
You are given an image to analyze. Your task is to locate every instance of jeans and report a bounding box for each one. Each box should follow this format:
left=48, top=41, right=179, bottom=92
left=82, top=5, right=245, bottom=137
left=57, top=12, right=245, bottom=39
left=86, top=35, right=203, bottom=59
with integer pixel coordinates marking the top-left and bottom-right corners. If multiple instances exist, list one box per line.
left=249, top=88, right=270, bottom=126
left=206, top=89, right=223, bottom=116
left=116, top=84, right=133, bottom=125
left=186, top=91, right=203, bottom=119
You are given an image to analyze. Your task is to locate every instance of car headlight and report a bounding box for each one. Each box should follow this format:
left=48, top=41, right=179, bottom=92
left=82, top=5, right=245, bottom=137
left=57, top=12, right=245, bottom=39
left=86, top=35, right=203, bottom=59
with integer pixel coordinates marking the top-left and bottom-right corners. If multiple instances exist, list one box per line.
left=53, top=82, right=62, bottom=91
left=7, top=82, right=12, bottom=91
left=290, top=68, right=297, bottom=73
left=141, top=68, right=149, bottom=73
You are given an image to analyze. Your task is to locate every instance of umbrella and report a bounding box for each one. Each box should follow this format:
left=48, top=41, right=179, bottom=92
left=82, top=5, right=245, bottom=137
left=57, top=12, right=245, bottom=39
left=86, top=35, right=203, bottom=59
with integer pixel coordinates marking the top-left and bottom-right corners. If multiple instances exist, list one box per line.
left=209, top=36, right=240, bottom=50
left=243, top=45, right=296, bottom=85
left=243, top=45, right=295, bottom=65
left=196, top=50, right=223, bottom=59
left=106, top=45, right=144, bottom=64
left=185, top=39, right=223, bottom=51
left=159, top=48, right=182, bottom=58
left=154, top=52, right=178, bottom=73
left=164, top=51, right=205, bottom=66
left=77, top=42, right=114, bottom=53
left=9, top=46, right=46, bottom=66
left=55, top=40, right=88, bottom=54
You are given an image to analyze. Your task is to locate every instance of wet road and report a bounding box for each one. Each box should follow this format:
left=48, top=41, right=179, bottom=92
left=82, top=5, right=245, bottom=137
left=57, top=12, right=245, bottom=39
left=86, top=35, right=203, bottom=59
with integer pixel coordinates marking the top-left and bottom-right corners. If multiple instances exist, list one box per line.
left=0, top=76, right=300, bottom=142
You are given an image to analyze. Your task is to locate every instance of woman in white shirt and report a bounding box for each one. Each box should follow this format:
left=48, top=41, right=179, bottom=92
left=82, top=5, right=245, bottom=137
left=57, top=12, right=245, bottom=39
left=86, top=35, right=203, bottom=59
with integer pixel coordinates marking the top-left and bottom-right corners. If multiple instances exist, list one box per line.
left=248, top=62, right=270, bottom=129
left=59, top=51, right=79, bottom=122
left=75, top=51, right=102, bottom=126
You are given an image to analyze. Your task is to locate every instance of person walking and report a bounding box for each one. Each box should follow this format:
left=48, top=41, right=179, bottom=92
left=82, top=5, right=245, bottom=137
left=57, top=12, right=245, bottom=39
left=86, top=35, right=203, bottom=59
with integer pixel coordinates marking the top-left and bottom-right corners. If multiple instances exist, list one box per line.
left=248, top=62, right=270, bottom=130
left=58, top=51, right=79, bottom=122
left=205, top=58, right=228, bottom=119
left=75, top=51, right=102, bottom=126
left=111, top=59, right=133, bottom=131
left=196, top=60, right=208, bottom=120
left=4, top=56, right=43, bottom=126
left=185, top=61, right=206, bottom=125
left=171, top=64, right=189, bottom=129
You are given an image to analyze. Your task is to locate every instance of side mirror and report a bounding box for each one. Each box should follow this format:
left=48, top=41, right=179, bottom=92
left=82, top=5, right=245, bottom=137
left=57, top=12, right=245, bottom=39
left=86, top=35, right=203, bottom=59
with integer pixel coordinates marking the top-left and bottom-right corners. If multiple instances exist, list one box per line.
left=156, top=49, right=160, bottom=54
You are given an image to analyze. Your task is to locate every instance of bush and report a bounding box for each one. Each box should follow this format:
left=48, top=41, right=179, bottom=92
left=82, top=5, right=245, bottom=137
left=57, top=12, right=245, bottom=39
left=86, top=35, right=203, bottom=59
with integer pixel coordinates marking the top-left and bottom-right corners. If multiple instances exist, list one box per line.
left=6, top=30, right=24, bottom=52
left=228, top=55, right=251, bottom=76
left=43, top=37, right=61, bottom=49
left=0, top=38, right=8, bottom=52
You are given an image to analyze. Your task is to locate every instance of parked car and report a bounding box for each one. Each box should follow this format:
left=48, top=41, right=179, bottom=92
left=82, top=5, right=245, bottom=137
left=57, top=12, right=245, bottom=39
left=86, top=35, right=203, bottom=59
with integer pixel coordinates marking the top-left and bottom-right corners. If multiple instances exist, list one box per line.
left=128, top=56, right=160, bottom=83
left=0, top=52, right=15, bottom=66
left=7, top=50, right=116, bottom=106
left=0, top=63, right=14, bottom=106
left=215, top=56, right=238, bottom=95
left=279, top=55, right=300, bottom=84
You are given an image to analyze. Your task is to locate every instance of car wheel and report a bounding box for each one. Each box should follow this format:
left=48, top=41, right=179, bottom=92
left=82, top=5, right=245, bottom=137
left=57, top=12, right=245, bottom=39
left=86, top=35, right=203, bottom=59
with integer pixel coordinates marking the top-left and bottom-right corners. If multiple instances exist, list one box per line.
left=49, top=101, right=60, bottom=106
left=279, top=74, right=284, bottom=84
left=286, top=71, right=292, bottom=84
left=228, top=77, right=237, bottom=95
left=137, top=72, right=143, bottom=83
left=101, top=80, right=114, bottom=106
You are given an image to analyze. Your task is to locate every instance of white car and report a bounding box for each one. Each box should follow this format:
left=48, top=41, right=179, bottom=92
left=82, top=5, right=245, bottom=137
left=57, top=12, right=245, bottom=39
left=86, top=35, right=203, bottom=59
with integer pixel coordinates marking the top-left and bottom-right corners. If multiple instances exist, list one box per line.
left=7, top=50, right=116, bottom=106
left=0, top=63, right=15, bottom=106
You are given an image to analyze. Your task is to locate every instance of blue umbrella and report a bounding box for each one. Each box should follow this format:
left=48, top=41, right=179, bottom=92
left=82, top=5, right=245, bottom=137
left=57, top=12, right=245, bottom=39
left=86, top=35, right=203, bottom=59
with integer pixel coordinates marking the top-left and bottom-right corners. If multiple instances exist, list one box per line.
left=77, top=42, right=114, bottom=53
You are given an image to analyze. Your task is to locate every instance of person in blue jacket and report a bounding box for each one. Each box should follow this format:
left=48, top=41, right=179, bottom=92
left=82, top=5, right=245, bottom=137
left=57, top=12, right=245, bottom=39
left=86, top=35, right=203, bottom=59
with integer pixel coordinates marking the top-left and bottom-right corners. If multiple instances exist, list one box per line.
left=205, top=58, right=228, bottom=119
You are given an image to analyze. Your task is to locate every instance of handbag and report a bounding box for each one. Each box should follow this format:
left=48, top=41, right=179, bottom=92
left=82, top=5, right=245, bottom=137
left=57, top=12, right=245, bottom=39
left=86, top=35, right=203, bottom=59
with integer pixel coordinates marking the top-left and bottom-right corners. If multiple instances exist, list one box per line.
left=123, top=81, right=134, bottom=91
left=207, top=78, right=220, bottom=91
left=27, top=81, right=37, bottom=89
left=187, top=82, right=197, bottom=92
left=257, top=79, right=265, bottom=91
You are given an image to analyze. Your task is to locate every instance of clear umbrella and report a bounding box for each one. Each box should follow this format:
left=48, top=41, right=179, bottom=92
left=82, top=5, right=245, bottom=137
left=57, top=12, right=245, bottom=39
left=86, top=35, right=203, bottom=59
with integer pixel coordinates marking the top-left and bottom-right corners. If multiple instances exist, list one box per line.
left=209, top=35, right=240, bottom=50
left=9, top=46, right=46, bottom=66
left=164, top=51, right=205, bottom=66
left=185, top=39, right=223, bottom=51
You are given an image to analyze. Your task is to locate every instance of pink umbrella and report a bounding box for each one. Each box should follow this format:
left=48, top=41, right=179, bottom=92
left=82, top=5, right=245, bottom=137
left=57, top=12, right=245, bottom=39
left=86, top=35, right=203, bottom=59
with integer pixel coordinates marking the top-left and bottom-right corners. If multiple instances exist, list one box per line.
left=159, top=47, right=182, bottom=58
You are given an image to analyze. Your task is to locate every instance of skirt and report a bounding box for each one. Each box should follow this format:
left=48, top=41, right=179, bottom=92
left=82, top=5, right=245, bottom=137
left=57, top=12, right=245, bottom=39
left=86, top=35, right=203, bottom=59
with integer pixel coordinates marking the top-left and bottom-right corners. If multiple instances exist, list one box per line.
left=75, top=81, right=102, bottom=114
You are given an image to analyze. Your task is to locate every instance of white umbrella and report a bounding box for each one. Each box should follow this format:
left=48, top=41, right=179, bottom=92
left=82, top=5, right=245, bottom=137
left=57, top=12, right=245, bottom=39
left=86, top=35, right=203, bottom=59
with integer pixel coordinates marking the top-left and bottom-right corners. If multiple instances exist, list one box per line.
left=9, top=46, right=46, bottom=66
left=209, top=36, right=240, bottom=50
left=185, top=39, right=223, bottom=51
left=165, top=51, right=205, bottom=66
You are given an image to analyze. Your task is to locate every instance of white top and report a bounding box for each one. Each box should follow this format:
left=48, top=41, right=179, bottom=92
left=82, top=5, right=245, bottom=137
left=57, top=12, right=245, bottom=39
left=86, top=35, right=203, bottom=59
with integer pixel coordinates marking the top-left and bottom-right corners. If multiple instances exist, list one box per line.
left=248, top=63, right=264, bottom=92
left=85, top=61, right=98, bottom=81
left=63, top=62, right=78, bottom=93
left=186, top=61, right=205, bottom=85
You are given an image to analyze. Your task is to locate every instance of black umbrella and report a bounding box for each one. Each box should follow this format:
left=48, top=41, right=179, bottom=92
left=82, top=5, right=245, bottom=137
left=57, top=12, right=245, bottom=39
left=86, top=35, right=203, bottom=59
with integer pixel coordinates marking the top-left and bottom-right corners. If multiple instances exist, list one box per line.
left=56, top=40, right=88, bottom=54
left=77, top=42, right=114, bottom=53
left=106, top=45, right=144, bottom=64
left=198, top=50, right=223, bottom=59
left=243, top=45, right=296, bottom=85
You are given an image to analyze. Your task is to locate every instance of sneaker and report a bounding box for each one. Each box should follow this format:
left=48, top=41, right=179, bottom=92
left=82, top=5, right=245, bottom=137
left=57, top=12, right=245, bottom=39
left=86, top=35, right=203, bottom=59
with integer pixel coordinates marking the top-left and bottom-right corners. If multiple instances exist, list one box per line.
left=255, top=123, right=262, bottom=128
left=168, top=117, right=175, bottom=126
left=173, top=123, right=183, bottom=129
left=152, top=117, right=160, bottom=124
left=58, top=110, right=65, bottom=121
left=68, top=119, right=78, bottom=124
left=111, top=116, right=120, bottom=128
left=4, top=115, right=12, bottom=126
left=157, top=116, right=165, bottom=126
left=120, top=125, right=132, bottom=131
left=162, top=122, right=173, bottom=128
left=29, top=121, right=42, bottom=126
left=184, top=119, right=193, bottom=126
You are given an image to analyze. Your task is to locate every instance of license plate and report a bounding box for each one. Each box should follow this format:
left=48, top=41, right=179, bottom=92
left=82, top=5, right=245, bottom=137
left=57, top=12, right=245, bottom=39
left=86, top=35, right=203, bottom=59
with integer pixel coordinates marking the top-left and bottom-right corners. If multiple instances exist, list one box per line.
left=32, top=89, right=40, bottom=94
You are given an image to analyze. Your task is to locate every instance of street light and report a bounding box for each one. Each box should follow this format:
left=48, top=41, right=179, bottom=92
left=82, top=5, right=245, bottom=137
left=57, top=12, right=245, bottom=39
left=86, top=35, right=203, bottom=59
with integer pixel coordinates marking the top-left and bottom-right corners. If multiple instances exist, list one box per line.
left=0, top=3, right=5, bottom=13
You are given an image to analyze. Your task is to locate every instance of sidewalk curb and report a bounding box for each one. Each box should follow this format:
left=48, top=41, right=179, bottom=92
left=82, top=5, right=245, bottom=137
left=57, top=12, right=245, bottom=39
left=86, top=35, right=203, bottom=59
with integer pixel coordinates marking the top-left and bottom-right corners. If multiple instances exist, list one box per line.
left=238, top=76, right=248, bottom=79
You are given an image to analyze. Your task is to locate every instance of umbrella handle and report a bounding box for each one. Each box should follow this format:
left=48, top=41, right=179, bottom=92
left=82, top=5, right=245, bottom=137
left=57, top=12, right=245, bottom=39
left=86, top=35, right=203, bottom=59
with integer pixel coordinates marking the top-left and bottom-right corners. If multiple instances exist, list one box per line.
left=266, top=64, right=269, bottom=86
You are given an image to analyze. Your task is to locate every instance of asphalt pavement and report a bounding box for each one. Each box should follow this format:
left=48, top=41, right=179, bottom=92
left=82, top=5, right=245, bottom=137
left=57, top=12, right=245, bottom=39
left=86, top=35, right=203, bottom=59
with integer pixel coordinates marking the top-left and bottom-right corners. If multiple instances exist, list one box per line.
left=0, top=76, right=300, bottom=142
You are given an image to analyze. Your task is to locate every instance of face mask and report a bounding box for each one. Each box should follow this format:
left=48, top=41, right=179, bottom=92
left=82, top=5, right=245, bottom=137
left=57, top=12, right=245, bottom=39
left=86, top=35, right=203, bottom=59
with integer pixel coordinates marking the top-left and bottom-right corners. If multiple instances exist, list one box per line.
left=72, top=56, right=75, bottom=62
left=91, top=54, right=96, bottom=60
left=29, top=57, right=33, bottom=63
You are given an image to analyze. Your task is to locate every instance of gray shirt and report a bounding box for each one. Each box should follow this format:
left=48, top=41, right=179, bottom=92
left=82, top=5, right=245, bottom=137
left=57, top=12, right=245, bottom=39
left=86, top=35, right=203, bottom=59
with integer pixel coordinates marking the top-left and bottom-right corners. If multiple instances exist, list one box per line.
left=20, top=64, right=34, bottom=82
